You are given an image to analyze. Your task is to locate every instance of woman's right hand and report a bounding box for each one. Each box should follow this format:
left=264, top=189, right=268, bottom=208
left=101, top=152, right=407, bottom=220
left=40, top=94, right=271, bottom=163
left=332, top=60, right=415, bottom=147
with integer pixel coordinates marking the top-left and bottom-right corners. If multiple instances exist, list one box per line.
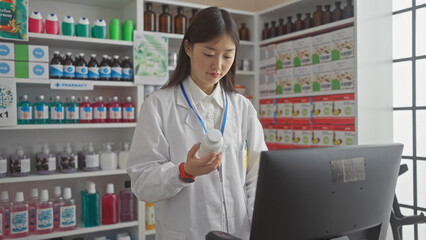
left=183, top=144, right=223, bottom=177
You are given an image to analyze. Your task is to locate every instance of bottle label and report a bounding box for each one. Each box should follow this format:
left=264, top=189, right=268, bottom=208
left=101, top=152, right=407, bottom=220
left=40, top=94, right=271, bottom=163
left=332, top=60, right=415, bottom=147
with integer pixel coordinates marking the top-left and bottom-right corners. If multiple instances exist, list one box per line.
left=80, top=106, right=93, bottom=120
left=50, top=64, right=63, bottom=77
left=5, top=209, right=10, bottom=231
left=54, top=203, right=60, bottom=224
left=10, top=210, right=28, bottom=234
left=14, top=158, right=30, bottom=173
left=108, top=106, right=122, bottom=119
left=18, top=106, right=32, bottom=120
left=85, top=154, right=99, bottom=168
left=0, top=213, right=2, bottom=235
left=89, top=67, right=100, bottom=79
left=146, top=203, right=155, bottom=229
left=60, top=205, right=76, bottom=228
left=36, top=207, right=53, bottom=230
left=34, top=105, right=49, bottom=120
left=29, top=206, right=35, bottom=228
left=94, top=107, right=106, bottom=119
left=48, top=157, right=56, bottom=171
left=50, top=106, right=64, bottom=120
left=122, top=68, right=133, bottom=79
left=66, top=106, right=80, bottom=120
left=76, top=66, right=89, bottom=79
left=123, top=107, right=135, bottom=120
left=0, top=158, right=6, bottom=174
left=111, top=67, right=122, bottom=78
left=63, top=65, right=75, bottom=78
left=100, top=66, right=111, bottom=78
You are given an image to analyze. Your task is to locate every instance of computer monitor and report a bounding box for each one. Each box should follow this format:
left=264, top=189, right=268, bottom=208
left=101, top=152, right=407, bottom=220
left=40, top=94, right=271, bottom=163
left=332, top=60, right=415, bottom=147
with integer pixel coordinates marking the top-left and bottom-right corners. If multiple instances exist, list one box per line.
left=250, top=144, right=403, bottom=240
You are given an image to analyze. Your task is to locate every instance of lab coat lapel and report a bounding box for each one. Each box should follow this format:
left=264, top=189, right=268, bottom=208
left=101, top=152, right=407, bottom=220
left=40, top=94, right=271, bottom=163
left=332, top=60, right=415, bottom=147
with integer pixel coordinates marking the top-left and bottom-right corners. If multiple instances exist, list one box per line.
left=176, top=84, right=205, bottom=138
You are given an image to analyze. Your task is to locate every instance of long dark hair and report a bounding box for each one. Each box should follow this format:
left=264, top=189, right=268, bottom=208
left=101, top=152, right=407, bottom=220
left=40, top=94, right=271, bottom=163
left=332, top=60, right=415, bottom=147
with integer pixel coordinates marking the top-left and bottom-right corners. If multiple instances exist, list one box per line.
left=164, top=7, right=239, bottom=93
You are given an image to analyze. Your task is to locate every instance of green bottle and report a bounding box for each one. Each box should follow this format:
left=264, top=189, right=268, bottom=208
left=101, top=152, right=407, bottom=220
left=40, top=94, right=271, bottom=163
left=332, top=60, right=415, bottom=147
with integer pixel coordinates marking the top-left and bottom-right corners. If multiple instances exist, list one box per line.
left=33, top=95, right=49, bottom=124
left=49, top=96, right=65, bottom=124
left=17, top=95, right=32, bottom=125
left=83, top=182, right=100, bottom=227
left=65, top=96, right=79, bottom=124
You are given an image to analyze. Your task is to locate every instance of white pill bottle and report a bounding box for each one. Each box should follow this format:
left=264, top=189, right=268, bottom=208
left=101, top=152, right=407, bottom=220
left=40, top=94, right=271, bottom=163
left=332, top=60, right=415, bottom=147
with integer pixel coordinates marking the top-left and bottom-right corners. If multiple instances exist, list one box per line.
left=197, top=129, right=223, bottom=158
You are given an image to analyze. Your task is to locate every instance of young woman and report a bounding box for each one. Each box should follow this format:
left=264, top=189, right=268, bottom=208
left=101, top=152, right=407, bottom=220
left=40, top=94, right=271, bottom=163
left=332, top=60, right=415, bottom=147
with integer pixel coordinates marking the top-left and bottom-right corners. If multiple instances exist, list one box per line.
left=127, top=7, right=267, bottom=240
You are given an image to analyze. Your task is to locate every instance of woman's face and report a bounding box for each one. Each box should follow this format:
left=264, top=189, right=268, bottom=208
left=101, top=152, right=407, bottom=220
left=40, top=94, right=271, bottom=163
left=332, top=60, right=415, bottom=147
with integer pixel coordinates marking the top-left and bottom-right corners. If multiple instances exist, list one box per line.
left=184, top=34, right=236, bottom=94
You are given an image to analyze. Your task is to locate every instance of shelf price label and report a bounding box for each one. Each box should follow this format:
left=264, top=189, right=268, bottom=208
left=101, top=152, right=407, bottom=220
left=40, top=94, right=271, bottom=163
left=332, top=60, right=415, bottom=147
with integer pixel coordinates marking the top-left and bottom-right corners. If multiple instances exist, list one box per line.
left=0, top=79, right=17, bottom=126
left=50, top=80, right=93, bottom=90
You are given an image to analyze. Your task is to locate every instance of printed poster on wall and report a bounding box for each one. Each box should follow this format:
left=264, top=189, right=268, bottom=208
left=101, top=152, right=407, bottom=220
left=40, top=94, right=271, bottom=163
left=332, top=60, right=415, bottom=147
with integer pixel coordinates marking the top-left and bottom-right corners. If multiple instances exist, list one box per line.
left=133, top=31, right=168, bottom=85
left=0, top=0, right=28, bottom=41
left=0, top=79, right=17, bottom=126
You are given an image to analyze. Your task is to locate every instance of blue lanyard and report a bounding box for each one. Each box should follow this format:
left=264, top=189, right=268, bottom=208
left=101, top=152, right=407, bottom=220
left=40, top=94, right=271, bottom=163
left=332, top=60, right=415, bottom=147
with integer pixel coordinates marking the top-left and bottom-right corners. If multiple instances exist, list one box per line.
left=180, top=83, right=228, bottom=135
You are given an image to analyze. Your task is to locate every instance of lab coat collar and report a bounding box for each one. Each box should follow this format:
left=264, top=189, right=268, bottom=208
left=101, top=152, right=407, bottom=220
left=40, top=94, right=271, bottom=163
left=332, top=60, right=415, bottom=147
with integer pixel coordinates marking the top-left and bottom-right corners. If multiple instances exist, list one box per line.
left=187, top=76, right=224, bottom=109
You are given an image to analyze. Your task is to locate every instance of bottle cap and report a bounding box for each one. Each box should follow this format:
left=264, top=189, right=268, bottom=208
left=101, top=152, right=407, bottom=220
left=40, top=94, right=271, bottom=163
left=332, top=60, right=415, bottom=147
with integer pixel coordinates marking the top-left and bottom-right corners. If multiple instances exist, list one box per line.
left=15, top=192, right=24, bottom=202
left=206, top=129, right=222, bottom=144
left=114, top=55, right=119, bottom=59
left=102, top=54, right=108, bottom=58
left=40, top=189, right=49, bottom=202
left=85, top=181, right=92, bottom=191
left=124, top=56, right=129, bottom=60
left=104, top=143, right=112, bottom=152
left=79, top=17, right=90, bottom=25
left=0, top=191, right=9, bottom=201
left=113, top=96, right=118, bottom=101
left=66, top=52, right=72, bottom=56
left=88, top=182, right=96, bottom=194
left=106, top=183, right=114, bottom=194
left=22, top=95, right=28, bottom=101
left=88, top=142, right=95, bottom=153
left=63, top=15, right=74, bottom=23
left=91, top=54, right=96, bottom=58
left=30, top=11, right=42, bottom=20
left=47, top=13, right=58, bottom=21
left=123, top=142, right=130, bottom=151
left=54, top=50, right=60, bottom=55
left=70, top=96, right=76, bottom=102
left=64, top=187, right=72, bottom=200
left=55, top=95, right=61, bottom=101
left=53, top=186, right=61, bottom=197
left=31, top=188, right=39, bottom=198
left=39, top=95, right=45, bottom=101
left=42, top=144, right=50, bottom=155
left=65, top=144, right=72, bottom=154
left=98, top=96, right=103, bottom=101
left=126, top=96, right=132, bottom=102
left=124, top=180, right=131, bottom=188
left=94, top=18, right=106, bottom=27
left=79, top=53, right=85, bottom=57
left=16, top=145, right=25, bottom=156
left=83, top=96, right=89, bottom=101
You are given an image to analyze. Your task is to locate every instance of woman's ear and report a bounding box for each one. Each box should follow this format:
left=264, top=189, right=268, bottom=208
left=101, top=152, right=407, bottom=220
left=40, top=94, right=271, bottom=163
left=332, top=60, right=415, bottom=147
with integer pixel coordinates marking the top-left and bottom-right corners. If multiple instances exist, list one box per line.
left=184, top=40, right=192, bottom=58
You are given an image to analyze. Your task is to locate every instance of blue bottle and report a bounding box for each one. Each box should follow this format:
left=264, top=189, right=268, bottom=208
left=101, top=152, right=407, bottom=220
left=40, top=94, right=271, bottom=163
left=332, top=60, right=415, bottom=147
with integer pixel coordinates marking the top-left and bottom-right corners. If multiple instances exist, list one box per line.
left=17, top=95, right=32, bottom=125
left=83, top=182, right=100, bottom=227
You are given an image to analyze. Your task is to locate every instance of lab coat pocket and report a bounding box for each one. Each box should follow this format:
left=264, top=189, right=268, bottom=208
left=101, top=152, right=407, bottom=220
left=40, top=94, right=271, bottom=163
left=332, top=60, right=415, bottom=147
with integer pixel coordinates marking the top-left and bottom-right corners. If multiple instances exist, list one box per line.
left=162, top=225, right=186, bottom=240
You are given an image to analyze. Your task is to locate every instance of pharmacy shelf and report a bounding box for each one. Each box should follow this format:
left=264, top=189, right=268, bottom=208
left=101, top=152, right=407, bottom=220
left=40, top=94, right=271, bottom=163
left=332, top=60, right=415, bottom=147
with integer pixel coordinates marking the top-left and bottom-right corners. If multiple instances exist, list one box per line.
left=0, top=123, right=137, bottom=130
left=259, top=89, right=355, bottom=99
left=13, top=78, right=137, bottom=87
left=240, top=40, right=255, bottom=46
left=237, top=70, right=255, bottom=76
left=0, top=169, right=128, bottom=184
left=28, top=32, right=133, bottom=51
left=143, top=31, right=184, bottom=40
left=146, top=229, right=156, bottom=235
left=259, top=18, right=354, bottom=46
left=12, top=221, right=138, bottom=240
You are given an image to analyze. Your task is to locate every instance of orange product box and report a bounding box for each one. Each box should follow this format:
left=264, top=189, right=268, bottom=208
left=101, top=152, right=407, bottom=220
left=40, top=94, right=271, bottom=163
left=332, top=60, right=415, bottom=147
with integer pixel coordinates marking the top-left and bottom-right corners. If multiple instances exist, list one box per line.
left=275, top=98, right=292, bottom=124
left=312, top=125, right=334, bottom=148
left=259, top=99, right=275, bottom=124
left=292, top=97, right=312, bottom=125
left=312, top=95, right=334, bottom=125
left=333, top=125, right=356, bottom=146
left=333, top=93, right=355, bottom=125
left=292, top=124, right=312, bottom=149
left=263, top=124, right=277, bottom=150
left=275, top=124, right=293, bottom=149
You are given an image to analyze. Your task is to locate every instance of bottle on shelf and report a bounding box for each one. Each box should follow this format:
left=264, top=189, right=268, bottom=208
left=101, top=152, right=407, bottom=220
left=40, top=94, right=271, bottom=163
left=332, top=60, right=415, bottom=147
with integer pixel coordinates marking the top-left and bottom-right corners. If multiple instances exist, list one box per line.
left=80, top=181, right=91, bottom=224
left=278, top=18, right=285, bottom=35
left=313, top=5, right=324, bottom=27
left=79, top=96, right=93, bottom=124
left=17, top=95, right=32, bottom=125
left=35, top=189, right=54, bottom=234
left=111, top=55, right=122, bottom=81
left=107, top=56, right=113, bottom=66
left=174, top=6, right=187, bottom=34
left=0, top=204, right=4, bottom=239
left=122, top=96, right=136, bottom=123
left=303, top=13, right=314, bottom=29
left=270, top=21, right=278, bottom=38
left=0, top=191, right=10, bottom=237
left=121, top=56, right=133, bottom=81
left=100, top=55, right=111, bottom=80
left=262, top=23, right=270, bottom=40
left=77, top=144, right=87, bottom=171
left=33, top=95, right=49, bottom=124
left=50, top=51, right=63, bottom=79
left=35, top=144, right=56, bottom=175
left=63, top=52, right=75, bottom=79
left=88, top=54, right=100, bottom=80
left=27, top=188, right=39, bottom=233
left=238, top=23, right=249, bottom=41
left=9, top=145, right=30, bottom=177
left=83, top=142, right=100, bottom=171
left=58, top=187, right=76, bottom=231
left=285, top=16, right=294, bottom=34
left=159, top=4, right=172, bottom=33
left=0, top=153, right=6, bottom=178
left=120, top=180, right=138, bottom=222
left=107, top=96, right=122, bottom=123
left=49, top=95, right=65, bottom=124
left=146, top=202, right=155, bottom=231
left=58, top=144, right=77, bottom=173
left=118, top=142, right=130, bottom=169
left=93, top=96, right=107, bottom=123
left=50, top=186, right=63, bottom=230
left=76, top=53, right=88, bottom=80
left=9, top=192, right=29, bottom=238
left=333, top=1, right=344, bottom=22
left=102, top=183, right=119, bottom=225
left=324, top=5, right=333, bottom=24
left=65, top=96, right=79, bottom=124
left=144, top=2, right=156, bottom=32
left=344, top=0, right=354, bottom=19
left=83, top=182, right=100, bottom=227
left=100, top=143, right=118, bottom=170
left=294, top=13, right=304, bottom=31
left=189, top=8, right=198, bottom=25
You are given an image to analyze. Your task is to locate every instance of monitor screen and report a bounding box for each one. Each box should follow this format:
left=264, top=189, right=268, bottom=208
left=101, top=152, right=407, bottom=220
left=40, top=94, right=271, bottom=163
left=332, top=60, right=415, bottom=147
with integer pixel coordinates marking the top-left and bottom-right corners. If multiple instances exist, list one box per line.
left=250, top=144, right=403, bottom=240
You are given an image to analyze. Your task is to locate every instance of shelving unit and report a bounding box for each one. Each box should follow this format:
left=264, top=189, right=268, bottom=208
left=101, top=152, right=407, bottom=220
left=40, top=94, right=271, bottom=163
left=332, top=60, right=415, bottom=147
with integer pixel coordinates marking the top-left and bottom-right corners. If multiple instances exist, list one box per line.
left=259, top=89, right=356, bottom=99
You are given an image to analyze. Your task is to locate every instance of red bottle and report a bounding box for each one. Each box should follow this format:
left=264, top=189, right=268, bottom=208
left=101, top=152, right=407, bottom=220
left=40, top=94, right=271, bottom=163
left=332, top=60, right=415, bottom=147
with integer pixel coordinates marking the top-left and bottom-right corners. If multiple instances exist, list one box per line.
left=79, top=96, right=93, bottom=123
left=122, top=96, right=136, bottom=123
left=107, top=96, right=122, bottom=123
left=9, top=192, right=29, bottom=238
left=34, top=190, right=54, bottom=235
left=92, top=96, right=107, bottom=123
left=101, top=184, right=119, bottom=225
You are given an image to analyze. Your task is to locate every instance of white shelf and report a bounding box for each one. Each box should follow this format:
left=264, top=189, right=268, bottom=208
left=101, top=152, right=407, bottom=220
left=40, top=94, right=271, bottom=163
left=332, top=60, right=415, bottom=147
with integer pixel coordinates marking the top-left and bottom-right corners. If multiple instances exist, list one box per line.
left=259, top=18, right=354, bottom=46
left=240, top=40, right=255, bottom=46
left=146, top=229, right=156, bottom=235
left=13, top=78, right=137, bottom=87
left=143, top=31, right=184, bottom=40
left=237, top=70, right=255, bottom=76
left=1, top=123, right=137, bottom=130
left=12, top=221, right=138, bottom=240
left=259, top=89, right=355, bottom=99
left=0, top=169, right=128, bottom=184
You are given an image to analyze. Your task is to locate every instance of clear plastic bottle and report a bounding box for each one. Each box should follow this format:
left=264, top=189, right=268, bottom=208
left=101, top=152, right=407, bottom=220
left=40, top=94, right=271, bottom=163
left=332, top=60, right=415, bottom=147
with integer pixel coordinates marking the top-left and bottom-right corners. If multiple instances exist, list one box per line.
left=101, top=183, right=119, bottom=225
left=83, top=142, right=99, bottom=171
left=118, top=142, right=130, bottom=169
left=100, top=143, right=118, bottom=170
left=83, top=182, right=100, bottom=227
left=50, top=51, right=63, bottom=79
left=17, top=95, right=32, bottom=125
left=120, top=181, right=138, bottom=222
left=35, top=144, right=56, bottom=175
left=59, top=187, right=76, bottom=231
left=0, top=153, right=6, bottom=178
left=107, top=96, right=122, bottom=123
left=93, top=96, right=107, bottom=123
left=121, top=56, right=133, bottom=81
left=58, top=144, right=77, bottom=173
left=65, top=96, right=79, bottom=124
left=121, top=96, right=136, bottom=122
left=197, top=129, right=223, bottom=158
left=49, top=95, right=64, bottom=124
left=50, top=186, right=63, bottom=230
left=111, top=55, right=122, bottom=81
left=9, top=145, right=31, bottom=177
left=33, top=95, right=49, bottom=124
left=63, top=52, right=75, bottom=79
left=88, top=54, right=100, bottom=80
left=27, top=188, right=39, bottom=233
left=79, top=96, right=93, bottom=123
left=35, top=189, right=53, bottom=234
left=76, top=53, right=88, bottom=79
left=0, top=191, right=11, bottom=237
left=9, top=192, right=29, bottom=238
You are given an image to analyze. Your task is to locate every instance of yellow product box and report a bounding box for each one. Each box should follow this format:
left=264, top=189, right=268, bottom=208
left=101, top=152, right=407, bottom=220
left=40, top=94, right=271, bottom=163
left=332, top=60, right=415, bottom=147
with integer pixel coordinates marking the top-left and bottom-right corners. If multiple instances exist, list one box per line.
left=293, top=37, right=312, bottom=67
left=312, top=32, right=333, bottom=64
left=292, top=97, right=312, bottom=125
left=312, top=62, right=333, bottom=92
left=333, top=125, right=356, bottom=146
left=276, top=41, right=293, bottom=69
left=293, top=65, right=312, bottom=93
left=275, top=124, right=292, bottom=149
left=312, top=125, right=334, bottom=147
left=275, top=98, right=292, bottom=124
left=333, top=93, right=355, bottom=125
left=292, top=124, right=312, bottom=149
left=263, top=124, right=277, bottom=149
left=275, top=68, right=293, bottom=95
left=331, top=27, right=354, bottom=60
left=259, top=99, right=275, bottom=124
left=332, top=58, right=355, bottom=90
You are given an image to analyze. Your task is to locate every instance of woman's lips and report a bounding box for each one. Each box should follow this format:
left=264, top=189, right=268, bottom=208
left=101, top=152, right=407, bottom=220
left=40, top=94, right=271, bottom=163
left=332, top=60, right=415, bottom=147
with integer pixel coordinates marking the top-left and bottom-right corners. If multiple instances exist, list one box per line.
left=208, top=72, right=220, bottom=78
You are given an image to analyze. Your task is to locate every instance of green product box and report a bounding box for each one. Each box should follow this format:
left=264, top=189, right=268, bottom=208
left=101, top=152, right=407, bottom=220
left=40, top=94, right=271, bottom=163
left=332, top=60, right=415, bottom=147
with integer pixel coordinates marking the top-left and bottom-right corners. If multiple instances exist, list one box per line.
left=15, top=61, right=29, bottom=78
left=14, top=44, right=28, bottom=61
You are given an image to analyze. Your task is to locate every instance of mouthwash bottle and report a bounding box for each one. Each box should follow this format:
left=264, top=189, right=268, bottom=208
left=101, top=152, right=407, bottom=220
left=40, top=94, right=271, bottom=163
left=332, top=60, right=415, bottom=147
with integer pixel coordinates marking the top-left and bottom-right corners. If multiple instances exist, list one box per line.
left=50, top=51, right=63, bottom=79
left=111, top=55, right=122, bottom=81
left=76, top=53, right=88, bottom=79
left=83, top=142, right=99, bottom=171
left=99, top=55, right=111, bottom=80
left=58, top=144, right=77, bottom=173
left=0, top=203, right=4, bottom=239
left=93, top=96, right=107, bottom=123
left=9, top=192, right=29, bottom=238
left=88, top=54, right=100, bottom=80
left=80, top=181, right=92, bottom=224
left=121, top=56, right=133, bottom=81
left=79, top=96, right=93, bottom=123
left=83, top=182, right=100, bottom=227
left=34, top=95, right=49, bottom=124
left=51, top=186, right=63, bottom=230
left=107, top=96, right=121, bottom=123
left=49, top=96, right=64, bottom=124
left=59, top=187, right=76, bottom=231
left=101, top=183, right=119, bottom=225
left=120, top=181, right=138, bottom=222
left=27, top=188, right=39, bottom=233
left=35, top=189, right=54, bottom=234
left=0, top=153, right=6, bottom=178
left=63, top=52, right=75, bottom=79
left=35, top=144, right=56, bottom=175
left=65, top=96, right=79, bottom=124
left=17, top=95, right=32, bottom=125
left=9, top=145, right=31, bottom=177
left=121, top=96, right=136, bottom=122
left=0, top=191, right=11, bottom=236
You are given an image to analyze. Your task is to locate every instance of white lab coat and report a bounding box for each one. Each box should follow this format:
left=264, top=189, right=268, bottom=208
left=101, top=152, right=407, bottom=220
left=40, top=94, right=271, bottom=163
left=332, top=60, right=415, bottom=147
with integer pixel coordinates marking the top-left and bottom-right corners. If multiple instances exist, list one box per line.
left=127, top=80, right=267, bottom=240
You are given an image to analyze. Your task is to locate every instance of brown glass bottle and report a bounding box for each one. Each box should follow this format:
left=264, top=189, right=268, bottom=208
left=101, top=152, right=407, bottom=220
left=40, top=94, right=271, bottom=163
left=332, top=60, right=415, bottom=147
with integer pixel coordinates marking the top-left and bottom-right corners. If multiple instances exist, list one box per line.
left=285, top=16, right=294, bottom=34
left=239, top=23, right=250, bottom=41
left=189, top=8, right=198, bottom=25
left=303, top=13, right=314, bottom=29
left=294, top=13, right=303, bottom=31
left=313, top=5, right=324, bottom=27
left=159, top=4, right=172, bottom=33
left=323, top=5, right=333, bottom=24
left=144, top=2, right=156, bottom=32
left=332, top=1, right=344, bottom=22
left=174, top=7, right=187, bottom=34
left=278, top=18, right=286, bottom=35
left=270, top=21, right=278, bottom=38
left=344, top=0, right=354, bottom=19
left=262, top=23, right=271, bottom=40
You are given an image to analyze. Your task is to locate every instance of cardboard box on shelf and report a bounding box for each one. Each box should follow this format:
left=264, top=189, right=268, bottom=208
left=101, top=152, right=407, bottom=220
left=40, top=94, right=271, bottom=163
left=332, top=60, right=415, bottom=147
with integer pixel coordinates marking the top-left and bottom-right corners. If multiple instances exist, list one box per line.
left=15, top=44, right=49, bottom=62
left=333, top=93, right=356, bottom=125
left=0, top=60, right=15, bottom=77
left=263, top=124, right=277, bottom=150
left=275, top=68, right=293, bottom=95
left=292, top=97, right=311, bottom=125
left=275, top=41, right=293, bottom=70
left=259, top=46, right=268, bottom=70
left=312, top=62, right=333, bottom=92
left=293, top=37, right=312, bottom=67
left=293, top=65, right=312, bottom=93
left=267, top=68, right=276, bottom=95
left=333, top=125, right=356, bottom=146
left=259, top=69, right=268, bottom=96
left=331, top=27, right=354, bottom=61
left=276, top=98, right=292, bottom=124
left=15, top=61, right=28, bottom=78
left=275, top=124, right=292, bottom=149
left=0, top=42, right=14, bottom=60
left=267, top=44, right=276, bottom=70
left=29, top=62, right=49, bottom=79
left=312, top=32, right=333, bottom=64
left=312, top=125, right=334, bottom=147
left=332, top=58, right=355, bottom=90
left=259, top=99, right=275, bottom=124
left=292, top=124, right=312, bottom=148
